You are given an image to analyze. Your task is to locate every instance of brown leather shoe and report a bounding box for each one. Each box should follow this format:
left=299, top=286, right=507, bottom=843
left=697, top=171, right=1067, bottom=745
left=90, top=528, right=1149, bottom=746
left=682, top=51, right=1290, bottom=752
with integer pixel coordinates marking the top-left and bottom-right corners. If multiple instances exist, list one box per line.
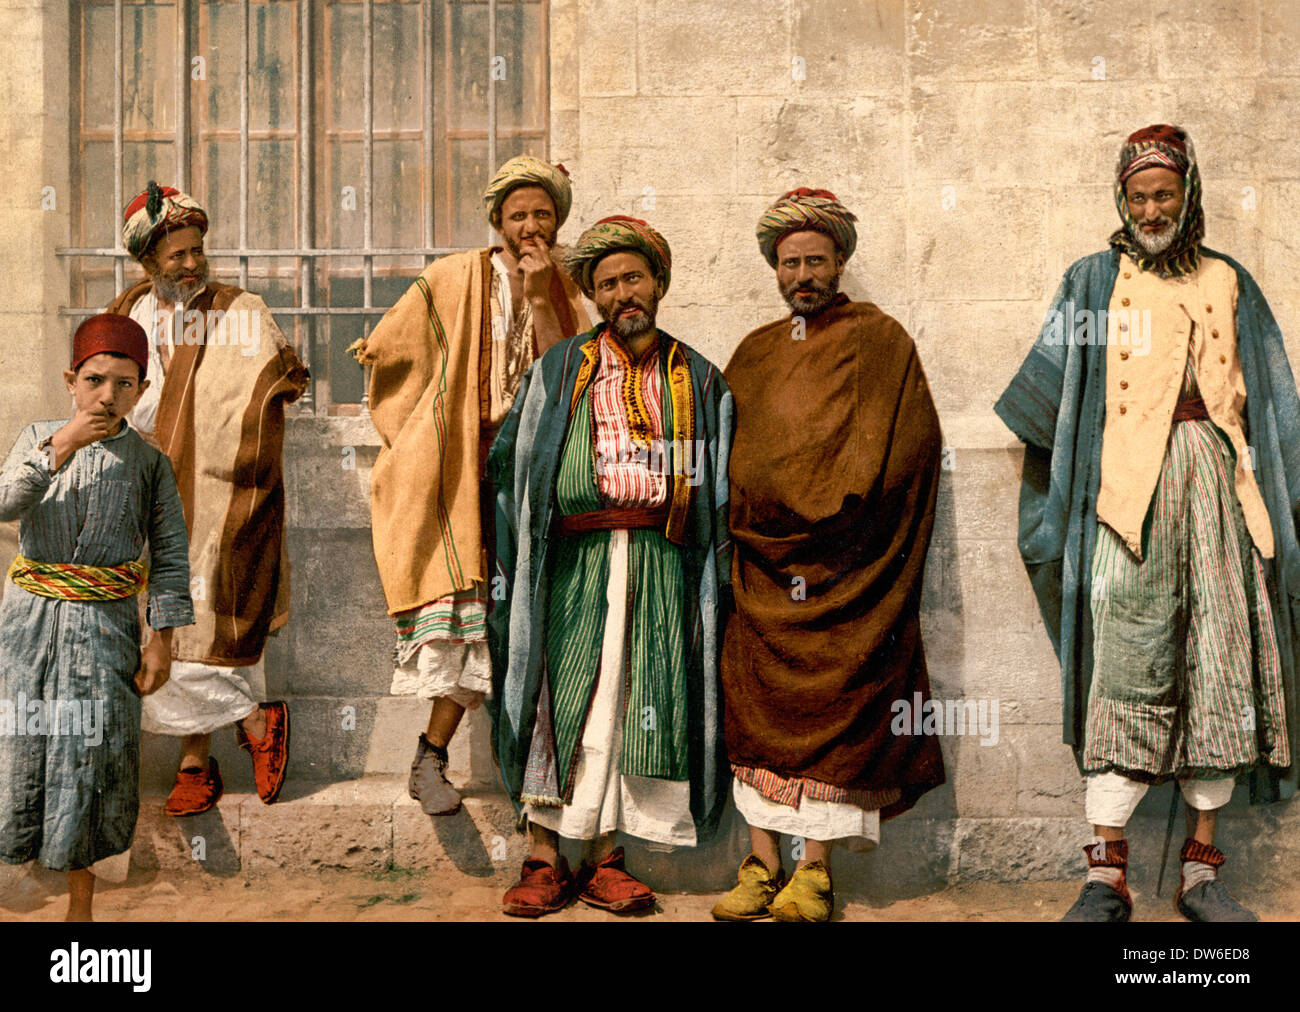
left=576, top=847, right=655, bottom=914
left=235, top=701, right=290, bottom=804
left=164, top=757, right=223, bottom=817
left=502, top=857, right=574, bottom=918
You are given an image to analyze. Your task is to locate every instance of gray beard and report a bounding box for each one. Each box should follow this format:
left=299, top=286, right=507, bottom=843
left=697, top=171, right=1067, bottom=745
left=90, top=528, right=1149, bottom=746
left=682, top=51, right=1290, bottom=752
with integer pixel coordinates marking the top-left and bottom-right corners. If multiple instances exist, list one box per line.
left=153, top=266, right=208, bottom=305
left=1131, top=219, right=1178, bottom=255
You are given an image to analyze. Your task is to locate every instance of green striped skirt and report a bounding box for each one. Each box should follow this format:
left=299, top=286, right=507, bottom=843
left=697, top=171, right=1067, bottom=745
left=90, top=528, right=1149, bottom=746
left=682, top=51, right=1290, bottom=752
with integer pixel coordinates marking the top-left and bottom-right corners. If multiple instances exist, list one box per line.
left=542, top=383, right=690, bottom=801
left=1084, top=416, right=1290, bottom=780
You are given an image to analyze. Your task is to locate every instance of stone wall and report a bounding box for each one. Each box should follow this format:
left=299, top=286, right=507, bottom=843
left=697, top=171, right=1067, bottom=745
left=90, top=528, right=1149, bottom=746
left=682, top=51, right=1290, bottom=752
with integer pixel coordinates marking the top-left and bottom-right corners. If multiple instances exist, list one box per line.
left=540, top=0, right=1300, bottom=884
left=3, top=0, right=1300, bottom=892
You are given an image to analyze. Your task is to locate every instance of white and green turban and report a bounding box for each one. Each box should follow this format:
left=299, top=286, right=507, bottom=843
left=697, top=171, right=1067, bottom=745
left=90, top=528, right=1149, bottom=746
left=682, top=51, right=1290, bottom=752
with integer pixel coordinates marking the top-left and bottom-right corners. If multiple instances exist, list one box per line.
left=482, top=155, right=573, bottom=228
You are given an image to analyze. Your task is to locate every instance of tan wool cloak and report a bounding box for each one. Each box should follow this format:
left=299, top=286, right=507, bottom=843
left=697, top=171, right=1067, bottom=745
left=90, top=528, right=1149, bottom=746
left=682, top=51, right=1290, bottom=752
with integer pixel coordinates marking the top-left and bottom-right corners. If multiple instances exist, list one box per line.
left=353, top=249, right=590, bottom=616
left=108, top=280, right=309, bottom=666
left=723, top=295, right=946, bottom=819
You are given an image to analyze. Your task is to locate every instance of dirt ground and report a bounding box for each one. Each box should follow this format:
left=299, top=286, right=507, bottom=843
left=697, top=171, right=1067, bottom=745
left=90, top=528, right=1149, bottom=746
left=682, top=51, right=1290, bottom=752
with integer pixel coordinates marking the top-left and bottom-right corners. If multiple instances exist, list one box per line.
left=1, top=864, right=1293, bottom=921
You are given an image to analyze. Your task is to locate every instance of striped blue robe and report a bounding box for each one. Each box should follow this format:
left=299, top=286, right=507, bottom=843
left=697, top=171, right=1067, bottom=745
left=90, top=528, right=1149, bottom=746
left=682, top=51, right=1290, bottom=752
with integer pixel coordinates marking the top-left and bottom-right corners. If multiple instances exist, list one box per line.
left=994, top=247, right=1300, bottom=801
left=486, top=326, right=735, bottom=840
left=0, top=420, right=193, bottom=870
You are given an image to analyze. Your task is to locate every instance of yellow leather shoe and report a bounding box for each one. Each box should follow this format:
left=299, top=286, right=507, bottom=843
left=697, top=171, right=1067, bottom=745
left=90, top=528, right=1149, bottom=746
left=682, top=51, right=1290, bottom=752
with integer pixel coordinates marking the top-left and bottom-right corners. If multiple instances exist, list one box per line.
left=770, top=860, right=834, bottom=922
left=711, top=854, right=784, bottom=921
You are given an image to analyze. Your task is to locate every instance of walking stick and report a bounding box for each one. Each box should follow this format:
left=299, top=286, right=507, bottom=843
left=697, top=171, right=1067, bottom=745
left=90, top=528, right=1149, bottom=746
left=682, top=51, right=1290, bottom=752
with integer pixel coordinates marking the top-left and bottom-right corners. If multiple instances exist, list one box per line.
left=1155, top=783, right=1179, bottom=896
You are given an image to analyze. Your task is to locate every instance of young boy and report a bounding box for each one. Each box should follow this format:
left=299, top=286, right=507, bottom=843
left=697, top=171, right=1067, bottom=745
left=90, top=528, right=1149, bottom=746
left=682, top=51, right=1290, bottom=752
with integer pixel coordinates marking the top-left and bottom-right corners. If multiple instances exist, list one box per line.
left=0, top=313, right=193, bottom=921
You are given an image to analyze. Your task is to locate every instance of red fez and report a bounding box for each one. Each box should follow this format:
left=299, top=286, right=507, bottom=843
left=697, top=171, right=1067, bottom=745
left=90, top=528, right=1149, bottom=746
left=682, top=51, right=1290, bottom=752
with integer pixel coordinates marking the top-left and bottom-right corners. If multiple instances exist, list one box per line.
left=72, top=314, right=149, bottom=376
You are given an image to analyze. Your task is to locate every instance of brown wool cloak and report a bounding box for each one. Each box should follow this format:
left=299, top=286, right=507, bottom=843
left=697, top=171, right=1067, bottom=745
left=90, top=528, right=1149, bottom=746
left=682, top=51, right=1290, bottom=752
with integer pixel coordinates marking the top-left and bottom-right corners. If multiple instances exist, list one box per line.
left=108, top=280, right=309, bottom=666
left=722, top=294, right=945, bottom=820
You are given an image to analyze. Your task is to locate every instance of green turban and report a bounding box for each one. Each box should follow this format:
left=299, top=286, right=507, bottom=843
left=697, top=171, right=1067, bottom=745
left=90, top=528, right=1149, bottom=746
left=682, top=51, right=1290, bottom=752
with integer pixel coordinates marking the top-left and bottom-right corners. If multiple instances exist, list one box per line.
left=482, top=155, right=573, bottom=228
left=563, top=216, right=672, bottom=298
left=756, top=188, right=858, bottom=268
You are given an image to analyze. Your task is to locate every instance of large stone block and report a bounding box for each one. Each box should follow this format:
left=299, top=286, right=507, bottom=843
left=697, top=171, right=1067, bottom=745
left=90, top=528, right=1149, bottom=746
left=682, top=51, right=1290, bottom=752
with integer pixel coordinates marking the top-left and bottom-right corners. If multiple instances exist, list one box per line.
left=393, top=792, right=524, bottom=880
left=636, top=0, right=791, bottom=97
left=939, top=445, right=1023, bottom=539
left=577, top=0, right=638, bottom=97
left=1003, top=724, right=1086, bottom=817
left=1044, top=184, right=1121, bottom=279
left=789, top=0, right=905, bottom=96
left=908, top=0, right=1038, bottom=82
left=579, top=97, right=736, bottom=196
left=550, top=108, right=580, bottom=164
left=1152, top=0, right=1259, bottom=80
left=654, top=302, right=750, bottom=372
left=842, top=187, right=909, bottom=308
left=943, top=537, right=1044, bottom=640
left=240, top=779, right=395, bottom=871
left=1200, top=178, right=1263, bottom=273
left=848, top=816, right=955, bottom=898
left=283, top=527, right=393, bottom=697
left=1257, top=181, right=1300, bottom=354
left=549, top=0, right=581, bottom=113
left=906, top=186, right=1046, bottom=301
left=1034, top=0, right=1156, bottom=82
left=639, top=194, right=773, bottom=310
left=1261, top=0, right=1300, bottom=76
left=0, top=211, right=52, bottom=311
left=131, top=800, right=243, bottom=877
left=284, top=439, right=375, bottom=532
left=735, top=96, right=907, bottom=197
left=954, top=816, right=1085, bottom=880
left=944, top=734, right=1019, bottom=817
left=911, top=301, right=1047, bottom=419
left=909, top=81, right=1165, bottom=187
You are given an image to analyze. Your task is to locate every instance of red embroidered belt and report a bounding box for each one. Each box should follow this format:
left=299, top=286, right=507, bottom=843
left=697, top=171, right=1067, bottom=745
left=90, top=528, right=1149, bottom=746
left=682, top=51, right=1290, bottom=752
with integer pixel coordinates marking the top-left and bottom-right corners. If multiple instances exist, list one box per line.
left=554, top=506, right=669, bottom=537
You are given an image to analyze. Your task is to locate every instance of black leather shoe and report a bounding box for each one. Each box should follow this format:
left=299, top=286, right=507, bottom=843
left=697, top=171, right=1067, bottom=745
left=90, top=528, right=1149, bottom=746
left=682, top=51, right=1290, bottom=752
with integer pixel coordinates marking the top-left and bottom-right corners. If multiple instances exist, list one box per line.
left=1061, top=881, right=1132, bottom=922
left=1176, top=880, right=1258, bottom=922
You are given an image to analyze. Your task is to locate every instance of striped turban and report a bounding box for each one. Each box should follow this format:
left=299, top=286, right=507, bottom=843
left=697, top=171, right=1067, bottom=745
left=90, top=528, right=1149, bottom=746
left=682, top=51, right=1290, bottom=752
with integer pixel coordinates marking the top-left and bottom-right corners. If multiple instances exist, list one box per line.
left=483, top=155, right=573, bottom=228
left=1108, top=124, right=1204, bottom=279
left=756, top=188, right=858, bottom=268
left=563, top=216, right=672, bottom=298
left=122, top=181, right=208, bottom=261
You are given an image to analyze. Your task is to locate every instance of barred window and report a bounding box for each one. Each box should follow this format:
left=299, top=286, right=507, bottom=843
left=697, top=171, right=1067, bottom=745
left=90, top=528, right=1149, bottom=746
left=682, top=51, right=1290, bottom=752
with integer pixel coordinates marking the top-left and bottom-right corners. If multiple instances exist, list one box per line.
left=63, top=0, right=549, bottom=412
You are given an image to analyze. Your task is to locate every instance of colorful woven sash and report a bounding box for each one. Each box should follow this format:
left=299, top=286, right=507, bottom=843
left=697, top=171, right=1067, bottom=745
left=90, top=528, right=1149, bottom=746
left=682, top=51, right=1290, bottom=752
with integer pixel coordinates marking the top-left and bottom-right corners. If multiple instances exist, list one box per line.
left=7, top=554, right=147, bottom=600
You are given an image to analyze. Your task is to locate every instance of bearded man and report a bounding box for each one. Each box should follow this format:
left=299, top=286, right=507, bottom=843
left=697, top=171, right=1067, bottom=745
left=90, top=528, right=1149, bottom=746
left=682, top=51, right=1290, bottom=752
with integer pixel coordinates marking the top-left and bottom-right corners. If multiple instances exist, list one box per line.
left=351, top=156, right=591, bottom=816
left=712, top=189, right=946, bottom=923
left=996, top=125, right=1300, bottom=922
left=108, top=182, right=308, bottom=815
left=487, top=216, right=733, bottom=917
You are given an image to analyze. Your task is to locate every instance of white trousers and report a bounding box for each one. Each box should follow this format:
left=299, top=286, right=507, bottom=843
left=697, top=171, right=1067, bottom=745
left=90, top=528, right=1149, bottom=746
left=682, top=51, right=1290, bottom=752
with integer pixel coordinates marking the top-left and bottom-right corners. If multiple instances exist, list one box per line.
left=1085, top=771, right=1235, bottom=827
left=732, top=779, right=881, bottom=852
left=526, top=530, right=696, bottom=848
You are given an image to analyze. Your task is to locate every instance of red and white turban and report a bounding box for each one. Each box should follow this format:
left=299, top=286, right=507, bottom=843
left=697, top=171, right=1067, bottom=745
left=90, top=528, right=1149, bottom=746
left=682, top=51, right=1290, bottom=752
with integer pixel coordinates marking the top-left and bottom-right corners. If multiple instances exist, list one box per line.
left=122, top=180, right=209, bottom=261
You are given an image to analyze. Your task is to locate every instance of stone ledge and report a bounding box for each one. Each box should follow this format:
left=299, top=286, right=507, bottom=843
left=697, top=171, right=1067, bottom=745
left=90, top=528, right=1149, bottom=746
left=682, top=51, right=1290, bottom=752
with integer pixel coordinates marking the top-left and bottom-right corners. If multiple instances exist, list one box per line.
left=122, top=776, right=1300, bottom=898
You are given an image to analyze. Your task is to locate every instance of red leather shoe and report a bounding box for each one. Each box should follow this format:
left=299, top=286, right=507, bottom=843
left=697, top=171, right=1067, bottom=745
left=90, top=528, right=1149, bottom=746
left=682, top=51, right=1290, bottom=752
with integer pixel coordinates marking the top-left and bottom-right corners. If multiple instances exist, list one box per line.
left=576, top=847, right=655, bottom=914
left=164, top=757, right=223, bottom=817
left=235, top=701, right=290, bottom=804
left=502, top=857, right=574, bottom=918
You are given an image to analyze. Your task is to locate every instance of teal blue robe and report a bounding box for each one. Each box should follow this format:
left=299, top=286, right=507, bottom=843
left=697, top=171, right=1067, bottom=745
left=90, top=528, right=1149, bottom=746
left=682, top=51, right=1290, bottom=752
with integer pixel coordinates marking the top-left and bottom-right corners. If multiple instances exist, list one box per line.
left=486, top=326, right=735, bottom=840
left=994, top=248, right=1300, bottom=800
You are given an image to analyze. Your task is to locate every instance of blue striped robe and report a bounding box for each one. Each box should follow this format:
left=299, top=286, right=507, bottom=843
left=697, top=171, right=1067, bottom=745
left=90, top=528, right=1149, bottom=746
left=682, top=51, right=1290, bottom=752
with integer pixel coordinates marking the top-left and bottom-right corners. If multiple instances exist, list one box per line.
left=487, top=326, right=735, bottom=840
left=994, top=247, right=1300, bottom=801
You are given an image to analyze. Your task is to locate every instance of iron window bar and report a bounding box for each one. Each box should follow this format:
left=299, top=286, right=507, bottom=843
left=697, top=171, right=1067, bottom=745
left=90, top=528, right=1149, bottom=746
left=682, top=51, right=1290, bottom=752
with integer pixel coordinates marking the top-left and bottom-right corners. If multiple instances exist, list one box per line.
left=68, top=0, right=528, bottom=414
